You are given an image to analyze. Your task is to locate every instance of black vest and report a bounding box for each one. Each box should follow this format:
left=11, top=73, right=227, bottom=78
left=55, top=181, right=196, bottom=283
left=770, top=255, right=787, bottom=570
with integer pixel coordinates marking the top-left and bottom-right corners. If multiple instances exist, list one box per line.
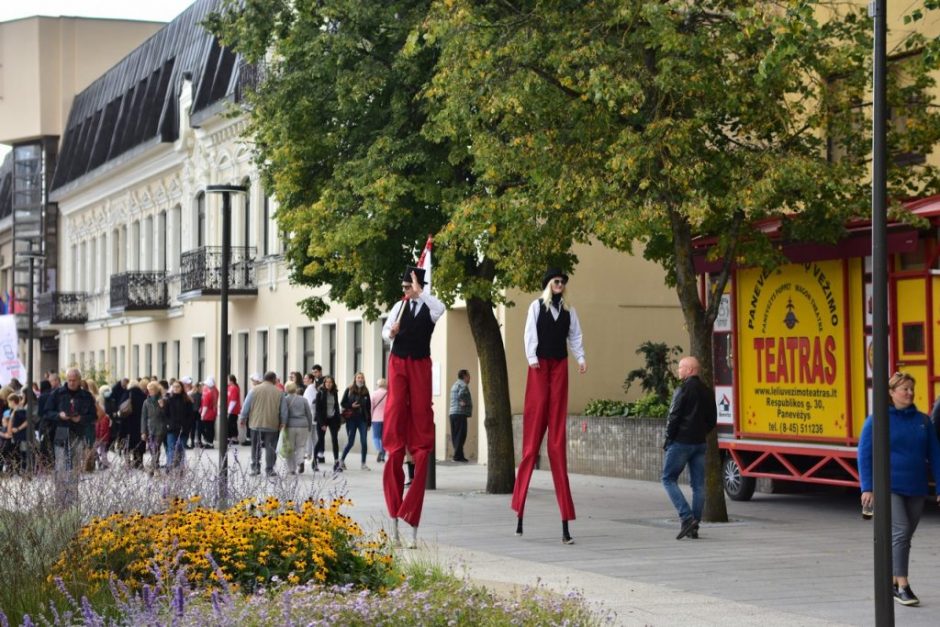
left=535, top=303, right=570, bottom=359
left=391, top=300, right=435, bottom=359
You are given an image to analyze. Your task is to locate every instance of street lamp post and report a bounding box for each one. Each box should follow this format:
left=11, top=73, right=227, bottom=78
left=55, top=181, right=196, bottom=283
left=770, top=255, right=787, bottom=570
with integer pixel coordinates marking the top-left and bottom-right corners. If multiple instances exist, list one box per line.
left=870, top=1, right=893, bottom=624
left=206, top=184, right=247, bottom=507
left=20, top=252, right=45, bottom=417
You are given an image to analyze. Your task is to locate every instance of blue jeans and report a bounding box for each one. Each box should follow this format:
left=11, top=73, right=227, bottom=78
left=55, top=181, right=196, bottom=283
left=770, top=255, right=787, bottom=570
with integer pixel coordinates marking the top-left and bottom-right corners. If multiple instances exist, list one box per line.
left=371, top=421, right=384, bottom=455
left=661, top=442, right=706, bottom=522
left=165, top=432, right=181, bottom=469
left=341, top=417, right=368, bottom=464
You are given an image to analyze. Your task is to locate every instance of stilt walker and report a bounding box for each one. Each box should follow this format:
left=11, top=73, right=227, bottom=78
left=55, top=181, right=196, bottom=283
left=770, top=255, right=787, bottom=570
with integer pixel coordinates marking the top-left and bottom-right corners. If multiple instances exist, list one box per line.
left=381, top=238, right=444, bottom=548
left=511, top=268, right=587, bottom=544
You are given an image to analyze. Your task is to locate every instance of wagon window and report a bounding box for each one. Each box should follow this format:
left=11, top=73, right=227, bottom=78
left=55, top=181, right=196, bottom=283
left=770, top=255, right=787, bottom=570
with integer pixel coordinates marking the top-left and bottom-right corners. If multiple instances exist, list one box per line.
left=898, top=237, right=925, bottom=271
left=902, top=322, right=925, bottom=354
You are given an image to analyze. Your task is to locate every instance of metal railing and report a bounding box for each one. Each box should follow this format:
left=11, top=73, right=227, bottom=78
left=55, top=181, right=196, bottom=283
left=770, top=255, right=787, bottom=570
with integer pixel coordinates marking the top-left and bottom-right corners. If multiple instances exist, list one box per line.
left=110, top=271, right=169, bottom=311
left=36, top=291, right=88, bottom=326
left=180, top=246, right=257, bottom=295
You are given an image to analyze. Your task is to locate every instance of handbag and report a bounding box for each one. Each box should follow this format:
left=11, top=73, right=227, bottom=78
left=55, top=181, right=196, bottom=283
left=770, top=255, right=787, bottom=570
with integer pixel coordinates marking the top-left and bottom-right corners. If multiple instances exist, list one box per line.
left=341, top=408, right=354, bottom=421
left=118, top=398, right=133, bottom=418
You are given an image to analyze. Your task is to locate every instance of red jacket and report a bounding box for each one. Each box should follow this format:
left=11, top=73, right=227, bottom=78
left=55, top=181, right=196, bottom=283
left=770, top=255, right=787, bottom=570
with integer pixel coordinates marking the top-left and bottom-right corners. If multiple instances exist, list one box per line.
left=95, top=408, right=111, bottom=443
left=227, top=383, right=242, bottom=416
left=201, top=385, right=219, bottom=422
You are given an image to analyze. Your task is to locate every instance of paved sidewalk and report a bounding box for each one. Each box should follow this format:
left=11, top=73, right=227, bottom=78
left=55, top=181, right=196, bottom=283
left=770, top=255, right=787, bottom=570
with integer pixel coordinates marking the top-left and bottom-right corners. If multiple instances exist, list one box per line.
left=309, top=456, right=940, bottom=627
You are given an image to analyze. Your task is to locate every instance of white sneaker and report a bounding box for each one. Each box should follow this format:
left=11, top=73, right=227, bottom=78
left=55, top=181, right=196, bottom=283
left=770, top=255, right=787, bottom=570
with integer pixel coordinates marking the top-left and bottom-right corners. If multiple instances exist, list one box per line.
left=361, top=464, right=371, bottom=471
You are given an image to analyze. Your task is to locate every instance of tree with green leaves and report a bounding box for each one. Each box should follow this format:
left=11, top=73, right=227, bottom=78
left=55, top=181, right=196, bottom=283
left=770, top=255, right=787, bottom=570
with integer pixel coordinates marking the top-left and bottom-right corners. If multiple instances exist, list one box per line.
left=207, top=0, right=594, bottom=493
left=421, top=0, right=940, bottom=521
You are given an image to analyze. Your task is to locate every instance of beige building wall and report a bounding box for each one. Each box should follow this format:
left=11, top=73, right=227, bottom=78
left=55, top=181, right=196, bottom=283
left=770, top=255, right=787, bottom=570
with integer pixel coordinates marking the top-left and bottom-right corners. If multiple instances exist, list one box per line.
left=53, top=94, right=686, bottom=465
left=0, top=16, right=164, bottom=143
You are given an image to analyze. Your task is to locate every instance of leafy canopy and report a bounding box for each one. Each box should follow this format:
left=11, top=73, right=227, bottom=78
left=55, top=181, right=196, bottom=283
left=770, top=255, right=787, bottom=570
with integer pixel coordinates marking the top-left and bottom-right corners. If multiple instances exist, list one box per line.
left=207, top=0, right=594, bottom=321
left=421, top=0, right=940, bottom=288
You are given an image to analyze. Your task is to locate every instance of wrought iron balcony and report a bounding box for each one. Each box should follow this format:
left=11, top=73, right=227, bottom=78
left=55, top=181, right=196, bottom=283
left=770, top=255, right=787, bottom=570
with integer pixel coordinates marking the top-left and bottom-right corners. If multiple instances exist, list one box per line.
left=109, top=271, right=169, bottom=314
left=179, top=246, right=257, bottom=300
left=36, top=291, right=88, bottom=328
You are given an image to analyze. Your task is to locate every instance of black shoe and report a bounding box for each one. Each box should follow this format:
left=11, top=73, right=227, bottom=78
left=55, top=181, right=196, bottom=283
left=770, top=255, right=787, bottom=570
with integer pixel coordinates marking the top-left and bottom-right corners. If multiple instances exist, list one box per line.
left=895, top=584, right=920, bottom=606
left=516, top=518, right=523, bottom=536
left=241, top=441, right=252, bottom=446
left=298, top=462, right=304, bottom=474
left=317, top=456, right=326, bottom=464
left=689, top=528, right=699, bottom=539
left=676, top=518, right=698, bottom=540
left=453, top=456, right=469, bottom=462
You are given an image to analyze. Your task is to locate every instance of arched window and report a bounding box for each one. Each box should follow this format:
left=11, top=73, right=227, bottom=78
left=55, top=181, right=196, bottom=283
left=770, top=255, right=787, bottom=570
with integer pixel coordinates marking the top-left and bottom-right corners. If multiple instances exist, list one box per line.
left=196, top=192, right=206, bottom=248
left=262, top=194, right=271, bottom=256
left=242, top=176, right=251, bottom=250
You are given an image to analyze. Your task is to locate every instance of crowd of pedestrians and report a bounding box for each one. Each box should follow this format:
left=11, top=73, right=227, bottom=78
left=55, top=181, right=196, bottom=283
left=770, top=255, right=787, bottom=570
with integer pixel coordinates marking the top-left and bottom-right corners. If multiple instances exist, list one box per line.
left=0, top=364, right=389, bottom=480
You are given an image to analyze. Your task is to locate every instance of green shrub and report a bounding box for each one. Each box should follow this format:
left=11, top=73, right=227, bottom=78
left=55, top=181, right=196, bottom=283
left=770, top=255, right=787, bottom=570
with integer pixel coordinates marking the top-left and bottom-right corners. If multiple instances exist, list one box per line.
left=584, top=399, right=630, bottom=417
left=631, top=392, right=671, bottom=418
left=623, top=341, right=682, bottom=403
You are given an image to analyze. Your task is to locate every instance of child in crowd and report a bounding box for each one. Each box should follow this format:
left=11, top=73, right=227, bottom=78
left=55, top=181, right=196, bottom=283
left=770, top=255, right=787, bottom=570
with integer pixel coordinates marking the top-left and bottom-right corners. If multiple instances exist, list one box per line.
left=95, top=386, right=112, bottom=470
left=0, top=394, right=28, bottom=474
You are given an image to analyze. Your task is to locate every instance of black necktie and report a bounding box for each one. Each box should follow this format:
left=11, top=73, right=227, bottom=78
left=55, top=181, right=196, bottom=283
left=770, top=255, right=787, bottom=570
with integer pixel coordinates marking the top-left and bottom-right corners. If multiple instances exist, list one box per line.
left=411, top=300, right=418, bottom=316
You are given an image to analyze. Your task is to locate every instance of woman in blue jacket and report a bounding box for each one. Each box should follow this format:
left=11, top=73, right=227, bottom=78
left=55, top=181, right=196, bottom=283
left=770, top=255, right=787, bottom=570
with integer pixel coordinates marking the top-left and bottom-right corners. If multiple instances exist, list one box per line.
left=858, top=371, right=940, bottom=607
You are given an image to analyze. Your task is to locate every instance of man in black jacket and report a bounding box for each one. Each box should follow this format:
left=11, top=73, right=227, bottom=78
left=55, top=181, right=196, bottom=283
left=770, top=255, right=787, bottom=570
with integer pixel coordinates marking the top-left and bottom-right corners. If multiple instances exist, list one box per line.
left=662, top=356, right=717, bottom=540
left=51, top=368, right=97, bottom=503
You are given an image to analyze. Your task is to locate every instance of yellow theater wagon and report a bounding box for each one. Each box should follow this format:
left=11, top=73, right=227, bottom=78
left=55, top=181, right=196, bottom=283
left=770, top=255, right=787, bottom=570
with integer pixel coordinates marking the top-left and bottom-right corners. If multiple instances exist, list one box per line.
left=694, top=194, right=940, bottom=500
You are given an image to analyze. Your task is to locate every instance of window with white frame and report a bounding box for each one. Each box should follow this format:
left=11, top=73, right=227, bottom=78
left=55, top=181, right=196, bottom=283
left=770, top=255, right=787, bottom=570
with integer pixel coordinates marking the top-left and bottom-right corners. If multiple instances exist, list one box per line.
left=170, top=204, right=181, bottom=270
left=173, top=340, right=181, bottom=379
left=144, top=344, right=152, bottom=377
left=302, top=326, right=315, bottom=372
left=257, top=329, right=268, bottom=375
left=238, top=332, right=249, bottom=391
left=323, top=323, right=336, bottom=379
left=276, top=327, right=289, bottom=381
left=193, top=336, right=206, bottom=382
left=196, top=192, right=206, bottom=248
left=158, top=342, right=167, bottom=380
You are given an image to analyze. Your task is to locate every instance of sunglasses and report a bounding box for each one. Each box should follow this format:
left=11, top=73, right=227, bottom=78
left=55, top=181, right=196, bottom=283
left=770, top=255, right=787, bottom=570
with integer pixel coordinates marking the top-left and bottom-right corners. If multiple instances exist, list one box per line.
left=551, top=279, right=565, bottom=286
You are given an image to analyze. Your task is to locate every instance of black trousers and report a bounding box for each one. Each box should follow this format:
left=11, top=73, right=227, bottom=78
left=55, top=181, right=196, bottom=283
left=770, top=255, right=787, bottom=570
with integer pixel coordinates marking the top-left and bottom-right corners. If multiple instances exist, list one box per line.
left=315, top=422, right=341, bottom=462
left=200, top=419, right=215, bottom=445
left=449, top=413, right=468, bottom=460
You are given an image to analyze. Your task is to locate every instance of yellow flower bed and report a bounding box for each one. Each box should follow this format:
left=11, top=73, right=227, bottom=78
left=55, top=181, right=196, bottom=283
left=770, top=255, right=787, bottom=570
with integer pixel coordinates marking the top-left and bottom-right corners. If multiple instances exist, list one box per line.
left=51, top=496, right=394, bottom=594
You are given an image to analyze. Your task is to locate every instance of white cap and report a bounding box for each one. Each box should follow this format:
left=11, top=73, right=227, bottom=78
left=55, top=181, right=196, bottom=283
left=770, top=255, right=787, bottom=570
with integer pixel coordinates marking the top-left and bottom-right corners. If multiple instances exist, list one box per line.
left=181, top=376, right=193, bottom=385
left=250, top=373, right=262, bottom=383
left=206, top=376, right=216, bottom=387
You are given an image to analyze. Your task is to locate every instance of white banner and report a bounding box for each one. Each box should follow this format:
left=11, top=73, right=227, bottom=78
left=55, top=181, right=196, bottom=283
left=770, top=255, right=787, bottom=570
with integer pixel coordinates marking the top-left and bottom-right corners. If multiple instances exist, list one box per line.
left=0, top=315, right=25, bottom=386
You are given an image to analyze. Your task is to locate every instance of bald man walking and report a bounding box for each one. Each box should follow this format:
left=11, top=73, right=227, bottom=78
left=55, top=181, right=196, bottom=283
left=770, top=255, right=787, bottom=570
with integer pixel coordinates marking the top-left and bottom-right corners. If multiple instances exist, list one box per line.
left=662, top=356, right=717, bottom=540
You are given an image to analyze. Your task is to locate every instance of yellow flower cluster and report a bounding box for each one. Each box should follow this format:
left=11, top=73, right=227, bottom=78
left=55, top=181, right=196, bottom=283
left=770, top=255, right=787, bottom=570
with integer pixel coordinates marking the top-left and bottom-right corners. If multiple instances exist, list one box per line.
left=50, top=496, right=394, bottom=594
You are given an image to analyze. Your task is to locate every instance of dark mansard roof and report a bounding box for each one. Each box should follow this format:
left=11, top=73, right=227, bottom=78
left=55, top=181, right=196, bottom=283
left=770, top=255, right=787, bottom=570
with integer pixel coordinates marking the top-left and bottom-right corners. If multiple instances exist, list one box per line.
left=51, top=0, right=240, bottom=191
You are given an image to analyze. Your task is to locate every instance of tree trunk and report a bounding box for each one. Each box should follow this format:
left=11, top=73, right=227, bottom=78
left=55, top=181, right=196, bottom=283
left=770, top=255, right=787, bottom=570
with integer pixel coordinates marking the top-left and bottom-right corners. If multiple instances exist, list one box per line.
left=670, top=208, right=729, bottom=523
left=466, top=296, right=515, bottom=493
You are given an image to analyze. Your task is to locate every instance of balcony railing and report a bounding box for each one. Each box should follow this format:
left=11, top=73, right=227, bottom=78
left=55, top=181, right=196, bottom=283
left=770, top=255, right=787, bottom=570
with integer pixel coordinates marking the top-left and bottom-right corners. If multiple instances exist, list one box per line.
left=109, top=271, right=169, bottom=313
left=36, top=291, right=88, bottom=327
left=180, top=246, right=257, bottom=298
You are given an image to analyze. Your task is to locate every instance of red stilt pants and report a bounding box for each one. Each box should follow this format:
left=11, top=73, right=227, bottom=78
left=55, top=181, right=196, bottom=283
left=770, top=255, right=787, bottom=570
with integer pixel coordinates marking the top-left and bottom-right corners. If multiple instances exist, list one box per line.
left=382, top=353, right=435, bottom=527
left=511, top=357, right=576, bottom=521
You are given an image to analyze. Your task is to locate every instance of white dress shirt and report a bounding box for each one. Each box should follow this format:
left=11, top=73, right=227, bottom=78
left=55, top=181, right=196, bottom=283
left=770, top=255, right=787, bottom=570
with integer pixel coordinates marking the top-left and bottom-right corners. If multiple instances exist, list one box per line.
left=523, top=298, right=585, bottom=366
